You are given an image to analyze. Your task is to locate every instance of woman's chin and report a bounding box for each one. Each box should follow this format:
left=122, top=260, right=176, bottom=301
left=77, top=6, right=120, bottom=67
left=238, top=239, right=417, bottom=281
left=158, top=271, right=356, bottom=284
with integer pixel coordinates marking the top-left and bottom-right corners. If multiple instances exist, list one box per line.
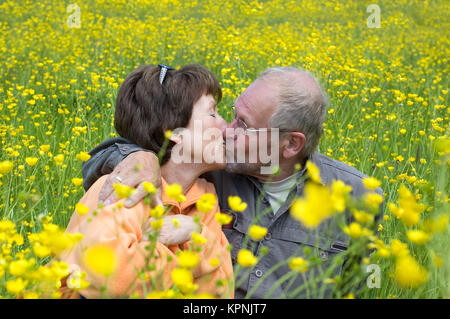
left=201, top=157, right=226, bottom=172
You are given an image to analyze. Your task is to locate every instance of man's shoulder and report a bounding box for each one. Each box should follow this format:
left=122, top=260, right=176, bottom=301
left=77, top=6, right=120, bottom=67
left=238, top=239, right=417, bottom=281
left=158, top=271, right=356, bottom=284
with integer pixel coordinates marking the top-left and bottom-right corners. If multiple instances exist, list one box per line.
left=314, top=152, right=367, bottom=179
left=312, top=152, right=380, bottom=197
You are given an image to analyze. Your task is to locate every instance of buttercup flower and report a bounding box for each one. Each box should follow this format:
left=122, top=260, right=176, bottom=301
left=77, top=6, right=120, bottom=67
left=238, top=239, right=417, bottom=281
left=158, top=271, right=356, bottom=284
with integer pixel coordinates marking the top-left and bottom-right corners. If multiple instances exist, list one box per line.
left=113, top=183, right=136, bottom=199
left=178, top=251, right=200, bottom=269
left=363, top=177, right=381, bottom=190
left=248, top=225, right=268, bottom=241
left=288, top=257, right=309, bottom=273
left=82, top=245, right=117, bottom=277
left=237, top=249, right=258, bottom=267
left=75, top=203, right=89, bottom=216
left=196, top=193, right=217, bottom=213
left=143, top=181, right=157, bottom=194
left=306, top=161, right=321, bottom=183
left=166, top=183, right=186, bottom=203
left=0, top=160, right=14, bottom=174
left=25, top=157, right=38, bottom=167
left=228, top=196, right=247, bottom=212
left=394, top=255, right=428, bottom=288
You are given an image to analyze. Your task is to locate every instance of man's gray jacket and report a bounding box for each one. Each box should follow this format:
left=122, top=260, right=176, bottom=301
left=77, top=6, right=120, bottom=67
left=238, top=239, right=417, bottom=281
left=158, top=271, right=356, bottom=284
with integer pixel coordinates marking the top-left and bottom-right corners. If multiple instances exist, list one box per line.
left=82, top=137, right=384, bottom=298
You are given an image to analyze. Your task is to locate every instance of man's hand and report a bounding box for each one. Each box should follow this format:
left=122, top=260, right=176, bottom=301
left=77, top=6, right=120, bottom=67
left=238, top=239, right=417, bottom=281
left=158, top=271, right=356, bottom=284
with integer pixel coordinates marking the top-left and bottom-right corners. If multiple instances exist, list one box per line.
left=145, top=215, right=201, bottom=246
left=98, top=151, right=162, bottom=208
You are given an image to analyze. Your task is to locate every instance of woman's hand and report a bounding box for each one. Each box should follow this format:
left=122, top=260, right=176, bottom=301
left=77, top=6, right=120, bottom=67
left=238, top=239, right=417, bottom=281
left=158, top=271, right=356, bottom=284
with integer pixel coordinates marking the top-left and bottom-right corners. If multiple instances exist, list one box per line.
left=145, top=215, right=201, bottom=246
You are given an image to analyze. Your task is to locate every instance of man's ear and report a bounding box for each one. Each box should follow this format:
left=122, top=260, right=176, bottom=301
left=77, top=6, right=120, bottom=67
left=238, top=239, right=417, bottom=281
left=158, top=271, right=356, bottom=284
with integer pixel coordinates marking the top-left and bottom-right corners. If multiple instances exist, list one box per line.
left=282, top=132, right=306, bottom=159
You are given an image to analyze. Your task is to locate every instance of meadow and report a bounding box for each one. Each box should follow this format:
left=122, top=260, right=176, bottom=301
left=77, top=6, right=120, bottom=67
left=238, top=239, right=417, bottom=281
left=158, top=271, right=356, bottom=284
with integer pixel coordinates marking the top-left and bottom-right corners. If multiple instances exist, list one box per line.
left=0, top=0, right=449, bottom=298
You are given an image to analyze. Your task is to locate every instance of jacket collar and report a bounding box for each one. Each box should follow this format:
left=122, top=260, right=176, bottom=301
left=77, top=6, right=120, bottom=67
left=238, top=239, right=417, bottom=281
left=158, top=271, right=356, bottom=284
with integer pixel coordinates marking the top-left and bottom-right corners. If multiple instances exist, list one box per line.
left=160, top=177, right=207, bottom=213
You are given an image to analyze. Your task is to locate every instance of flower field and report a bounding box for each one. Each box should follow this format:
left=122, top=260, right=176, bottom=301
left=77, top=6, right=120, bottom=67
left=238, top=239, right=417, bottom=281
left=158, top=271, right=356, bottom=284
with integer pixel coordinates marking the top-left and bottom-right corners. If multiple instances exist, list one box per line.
left=0, top=0, right=449, bottom=298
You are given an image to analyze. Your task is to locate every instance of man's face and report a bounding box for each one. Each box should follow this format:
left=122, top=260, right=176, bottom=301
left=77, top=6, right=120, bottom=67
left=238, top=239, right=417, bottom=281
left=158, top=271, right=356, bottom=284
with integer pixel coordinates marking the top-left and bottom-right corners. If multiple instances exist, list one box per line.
left=224, top=78, right=279, bottom=177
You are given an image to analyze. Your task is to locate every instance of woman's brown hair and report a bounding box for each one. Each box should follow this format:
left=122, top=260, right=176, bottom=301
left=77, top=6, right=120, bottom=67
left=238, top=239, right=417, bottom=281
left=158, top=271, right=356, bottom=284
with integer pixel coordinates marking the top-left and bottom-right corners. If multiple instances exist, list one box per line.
left=114, top=64, right=222, bottom=164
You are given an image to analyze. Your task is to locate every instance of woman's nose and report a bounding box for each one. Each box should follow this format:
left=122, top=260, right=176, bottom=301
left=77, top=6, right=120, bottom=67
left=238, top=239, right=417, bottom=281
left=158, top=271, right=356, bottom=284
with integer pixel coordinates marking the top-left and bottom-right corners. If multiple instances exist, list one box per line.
left=223, top=119, right=236, bottom=139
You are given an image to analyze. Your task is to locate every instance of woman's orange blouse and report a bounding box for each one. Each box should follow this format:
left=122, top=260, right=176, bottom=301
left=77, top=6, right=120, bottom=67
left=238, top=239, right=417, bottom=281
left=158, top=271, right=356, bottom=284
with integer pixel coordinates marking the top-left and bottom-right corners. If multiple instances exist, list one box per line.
left=58, top=175, right=234, bottom=299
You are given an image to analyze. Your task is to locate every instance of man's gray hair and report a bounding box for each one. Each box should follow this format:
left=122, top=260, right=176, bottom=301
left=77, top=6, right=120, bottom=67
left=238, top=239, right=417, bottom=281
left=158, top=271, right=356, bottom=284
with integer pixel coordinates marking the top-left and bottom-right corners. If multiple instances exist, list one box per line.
left=258, top=67, right=329, bottom=160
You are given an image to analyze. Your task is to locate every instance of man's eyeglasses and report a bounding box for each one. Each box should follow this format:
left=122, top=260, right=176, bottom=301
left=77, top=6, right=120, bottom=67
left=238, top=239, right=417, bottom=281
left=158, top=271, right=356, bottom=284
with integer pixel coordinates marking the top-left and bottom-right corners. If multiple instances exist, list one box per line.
left=230, top=105, right=293, bottom=134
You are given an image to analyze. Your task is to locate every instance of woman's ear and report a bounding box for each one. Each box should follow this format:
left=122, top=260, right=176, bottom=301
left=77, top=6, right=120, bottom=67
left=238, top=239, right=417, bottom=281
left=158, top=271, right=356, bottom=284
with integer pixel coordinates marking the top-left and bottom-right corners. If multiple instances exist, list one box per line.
left=168, top=128, right=184, bottom=144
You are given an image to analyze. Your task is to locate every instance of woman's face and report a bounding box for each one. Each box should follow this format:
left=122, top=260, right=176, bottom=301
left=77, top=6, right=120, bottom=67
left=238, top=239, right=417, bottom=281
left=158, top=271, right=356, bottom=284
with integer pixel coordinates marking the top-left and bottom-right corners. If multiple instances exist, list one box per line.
left=171, top=94, right=227, bottom=170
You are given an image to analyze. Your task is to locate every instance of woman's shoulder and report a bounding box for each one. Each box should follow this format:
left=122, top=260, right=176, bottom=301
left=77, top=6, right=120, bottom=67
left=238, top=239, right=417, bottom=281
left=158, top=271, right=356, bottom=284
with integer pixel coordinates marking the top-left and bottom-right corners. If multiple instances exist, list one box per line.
left=78, top=175, right=109, bottom=206
left=195, top=177, right=218, bottom=196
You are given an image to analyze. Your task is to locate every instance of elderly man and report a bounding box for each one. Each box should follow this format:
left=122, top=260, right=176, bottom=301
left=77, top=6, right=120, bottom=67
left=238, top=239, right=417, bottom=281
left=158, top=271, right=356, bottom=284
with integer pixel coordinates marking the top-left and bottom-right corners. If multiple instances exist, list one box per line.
left=82, top=67, right=383, bottom=298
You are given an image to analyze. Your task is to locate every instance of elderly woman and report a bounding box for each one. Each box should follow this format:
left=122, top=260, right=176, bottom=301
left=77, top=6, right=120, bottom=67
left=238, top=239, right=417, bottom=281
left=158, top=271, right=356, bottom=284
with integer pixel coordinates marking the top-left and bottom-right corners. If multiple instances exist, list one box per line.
left=58, top=64, right=234, bottom=298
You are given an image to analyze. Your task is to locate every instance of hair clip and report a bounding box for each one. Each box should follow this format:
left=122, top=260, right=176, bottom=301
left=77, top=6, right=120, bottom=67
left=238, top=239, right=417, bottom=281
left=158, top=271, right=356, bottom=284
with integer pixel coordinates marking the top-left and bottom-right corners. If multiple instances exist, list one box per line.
left=159, top=64, right=174, bottom=84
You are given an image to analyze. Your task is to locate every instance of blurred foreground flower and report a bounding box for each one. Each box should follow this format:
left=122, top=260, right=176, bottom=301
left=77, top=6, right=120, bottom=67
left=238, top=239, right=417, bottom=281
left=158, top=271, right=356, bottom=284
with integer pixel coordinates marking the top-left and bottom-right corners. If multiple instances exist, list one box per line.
left=228, top=196, right=247, bottom=212
left=394, top=255, right=428, bottom=288
left=82, top=245, right=117, bottom=277
left=0, top=160, right=14, bottom=174
left=237, top=249, right=258, bottom=267
left=113, top=183, right=136, bottom=199
left=196, top=193, right=217, bottom=213
left=166, top=183, right=186, bottom=203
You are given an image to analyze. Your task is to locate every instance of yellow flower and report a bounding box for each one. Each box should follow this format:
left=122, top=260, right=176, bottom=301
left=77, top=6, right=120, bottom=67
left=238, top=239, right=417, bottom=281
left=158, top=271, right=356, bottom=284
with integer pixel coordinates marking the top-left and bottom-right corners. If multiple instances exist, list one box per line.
left=6, top=278, right=27, bottom=295
left=151, top=219, right=164, bottom=229
left=390, top=239, right=409, bottom=257
left=33, top=243, right=51, bottom=258
left=146, top=290, right=177, bottom=299
left=76, top=151, right=91, bottom=162
left=363, top=177, right=381, bottom=190
left=196, top=193, right=217, bottom=213
left=306, top=161, right=321, bottom=183
left=53, top=154, right=64, bottom=166
left=113, top=183, right=136, bottom=199
left=149, top=205, right=165, bottom=218
left=75, top=203, right=89, bottom=216
left=25, top=157, right=38, bottom=167
left=66, top=270, right=91, bottom=290
left=172, top=217, right=180, bottom=228
left=422, top=214, right=449, bottom=234
left=209, top=258, right=220, bottom=267
left=394, top=255, right=428, bottom=288
left=430, top=251, right=443, bottom=268
left=363, top=192, right=384, bottom=211
left=290, top=182, right=336, bottom=229
left=143, top=181, right=157, bottom=194
left=191, top=232, right=207, bottom=245
left=288, top=257, right=309, bottom=273
left=353, top=209, right=374, bottom=224
left=228, top=196, right=247, bottom=212
left=171, top=267, right=194, bottom=290
left=165, top=130, right=173, bottom=139
left=82, top=245, right=117, bottom=277
left=178, top=251, right=200, bottom=269
left=248, top=225, right=268, bottom=241
left=406, top=230, right=430, bottom=245
left=166, top=183, right=186, bottom=203
left=71, top=177, right=83, bottom=186
left=237, top=249, right=258, bottom=267
left=388, top=185, right=424, bottom=226
left=377, top=247, right=391, bottom=258
left=39, top=144, right=50, bottom=153
left=330, top=180, right=352, bottom=212
left=9, top=259, right=35, bottom=277
left=215, top=212, right=232, bottom=225
left=23, top=291, right=39, bottom=299
left=344, top=222, right=363, bottom=238
left=0, top=160, right=14, bottom=174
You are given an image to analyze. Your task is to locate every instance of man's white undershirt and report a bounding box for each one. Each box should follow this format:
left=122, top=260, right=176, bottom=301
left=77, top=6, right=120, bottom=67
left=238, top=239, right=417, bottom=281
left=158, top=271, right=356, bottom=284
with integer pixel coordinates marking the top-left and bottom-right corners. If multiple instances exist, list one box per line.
left=263, top=171, right=302, bottom=215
